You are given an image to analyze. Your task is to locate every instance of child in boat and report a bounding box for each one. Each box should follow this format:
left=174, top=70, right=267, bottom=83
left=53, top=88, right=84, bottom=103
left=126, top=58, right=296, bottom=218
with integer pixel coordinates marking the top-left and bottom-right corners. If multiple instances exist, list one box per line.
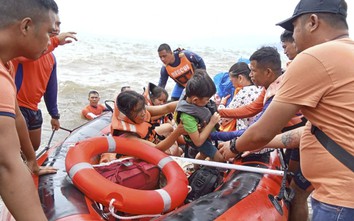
left=143, top=82, right=174, bottom=125
left=143, top=82, right=168, bottom=106
left=111, top=90, right=184, bottom=156
left=175, top=69, right=225, bottom=162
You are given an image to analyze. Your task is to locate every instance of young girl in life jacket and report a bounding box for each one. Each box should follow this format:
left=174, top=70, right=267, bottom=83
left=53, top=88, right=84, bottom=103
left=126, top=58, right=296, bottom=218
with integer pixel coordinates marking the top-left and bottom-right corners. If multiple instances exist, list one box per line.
left=143, top=82, right=174, bottom=126
left=111, top=90, right=184, bottom=156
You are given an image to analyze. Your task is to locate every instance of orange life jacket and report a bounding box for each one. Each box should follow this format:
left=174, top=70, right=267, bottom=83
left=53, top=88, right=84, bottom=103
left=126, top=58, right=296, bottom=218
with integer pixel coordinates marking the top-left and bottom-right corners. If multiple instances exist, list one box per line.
left=142, top=87, right=153, bottom=106
left=110, top=106, right=159, bottom=143
left=166, top=53, right=194, bottom=87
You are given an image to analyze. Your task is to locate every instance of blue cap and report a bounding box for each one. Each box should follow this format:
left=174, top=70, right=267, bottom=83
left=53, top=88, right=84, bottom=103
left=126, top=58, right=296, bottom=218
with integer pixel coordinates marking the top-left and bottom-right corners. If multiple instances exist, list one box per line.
left=276, top=0, right=347, bottom=31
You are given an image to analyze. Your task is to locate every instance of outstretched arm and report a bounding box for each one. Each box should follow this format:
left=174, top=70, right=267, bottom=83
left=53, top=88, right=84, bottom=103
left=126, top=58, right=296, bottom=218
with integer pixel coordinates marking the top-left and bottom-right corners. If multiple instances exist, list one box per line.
left=210, top=129, right=245, bottom=141
left=47, top=31, right=78, bottom=52
left=220, top=101, right=301, bottom=159
left=13, top=32, right=78, bottom=62
left=218, top=89, right=265, bottom=118
left=146, top=101, right=177, bottom=117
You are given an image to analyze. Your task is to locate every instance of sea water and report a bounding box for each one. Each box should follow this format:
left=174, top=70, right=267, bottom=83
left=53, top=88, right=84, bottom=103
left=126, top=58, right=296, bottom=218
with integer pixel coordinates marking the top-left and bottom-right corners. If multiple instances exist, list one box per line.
left=2, top=34, right=303, bottom=217
left=41, top=34, right=278, bottom=145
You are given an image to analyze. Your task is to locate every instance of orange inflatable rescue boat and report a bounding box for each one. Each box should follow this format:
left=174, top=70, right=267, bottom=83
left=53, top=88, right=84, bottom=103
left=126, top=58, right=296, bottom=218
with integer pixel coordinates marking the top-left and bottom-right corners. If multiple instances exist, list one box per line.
left=0, top=112, right=292, bottom=220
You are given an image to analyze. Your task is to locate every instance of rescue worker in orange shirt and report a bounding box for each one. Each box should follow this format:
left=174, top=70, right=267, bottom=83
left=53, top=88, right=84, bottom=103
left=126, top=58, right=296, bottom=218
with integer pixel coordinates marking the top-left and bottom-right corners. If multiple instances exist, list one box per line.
left=82, top=90, right=108, bottom=120
left=13, top=14, right=77, bottom=151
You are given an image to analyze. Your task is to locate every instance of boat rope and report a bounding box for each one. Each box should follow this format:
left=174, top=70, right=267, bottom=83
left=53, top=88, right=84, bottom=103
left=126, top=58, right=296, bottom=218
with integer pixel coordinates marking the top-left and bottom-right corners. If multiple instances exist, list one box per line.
left=171, top=156, right=285, bottom=176
left=36, top=130, right=56, bottom=159
left=59, top=126, right=73, bottom=133
left=108, top=199, right=161, bottom=220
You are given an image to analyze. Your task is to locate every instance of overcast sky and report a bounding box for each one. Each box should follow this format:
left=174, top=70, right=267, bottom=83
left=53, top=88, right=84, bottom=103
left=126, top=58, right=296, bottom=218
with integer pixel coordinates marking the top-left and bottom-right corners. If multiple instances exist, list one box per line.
left=55, top=0, right=354, bottom=48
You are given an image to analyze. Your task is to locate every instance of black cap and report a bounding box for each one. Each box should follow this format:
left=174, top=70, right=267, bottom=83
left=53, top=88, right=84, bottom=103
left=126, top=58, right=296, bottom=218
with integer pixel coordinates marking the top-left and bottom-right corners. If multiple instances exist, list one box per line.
left=276, top=0, right=347, bottom=31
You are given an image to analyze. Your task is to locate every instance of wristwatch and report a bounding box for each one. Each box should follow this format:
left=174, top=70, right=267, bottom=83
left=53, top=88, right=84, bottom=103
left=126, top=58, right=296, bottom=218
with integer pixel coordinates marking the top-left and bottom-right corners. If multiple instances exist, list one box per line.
left=51, top=113, right=60, bottom=120
left=229, top=138, right=240, bottom=155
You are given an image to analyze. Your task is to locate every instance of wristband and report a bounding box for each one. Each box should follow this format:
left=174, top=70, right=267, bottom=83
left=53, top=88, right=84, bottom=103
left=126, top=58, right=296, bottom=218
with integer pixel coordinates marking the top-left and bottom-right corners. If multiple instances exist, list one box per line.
left=229, top=138, right=240, bottom=155
left=51, top=113, right=60, bottom=120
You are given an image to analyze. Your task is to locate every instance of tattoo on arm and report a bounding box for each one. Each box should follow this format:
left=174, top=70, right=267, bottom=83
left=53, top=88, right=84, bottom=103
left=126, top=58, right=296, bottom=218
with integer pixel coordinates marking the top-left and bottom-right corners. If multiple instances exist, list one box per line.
left=280, top=129, right=301, bottom=148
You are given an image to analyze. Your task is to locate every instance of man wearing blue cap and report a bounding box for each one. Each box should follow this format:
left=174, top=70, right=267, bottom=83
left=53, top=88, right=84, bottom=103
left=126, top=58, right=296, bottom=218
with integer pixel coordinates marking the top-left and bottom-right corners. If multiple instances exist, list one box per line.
left=219, top=0, right=354, bottom=220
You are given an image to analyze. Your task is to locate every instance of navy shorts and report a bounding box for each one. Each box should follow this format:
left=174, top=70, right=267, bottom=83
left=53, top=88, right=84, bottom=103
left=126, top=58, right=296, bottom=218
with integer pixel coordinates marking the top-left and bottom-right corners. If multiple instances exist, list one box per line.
left=190, top=140, right=217, bottom=159
left=20, top=107, right=43, bottom=130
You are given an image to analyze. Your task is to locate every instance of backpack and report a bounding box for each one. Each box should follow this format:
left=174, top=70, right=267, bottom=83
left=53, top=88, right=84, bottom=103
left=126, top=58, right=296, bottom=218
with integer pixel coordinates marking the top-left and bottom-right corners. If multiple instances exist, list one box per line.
left=94, top=158, right=160, bottom=190
left=213, top=72, right=235, bottom=106
left=185, top=166, right=223, bottom=203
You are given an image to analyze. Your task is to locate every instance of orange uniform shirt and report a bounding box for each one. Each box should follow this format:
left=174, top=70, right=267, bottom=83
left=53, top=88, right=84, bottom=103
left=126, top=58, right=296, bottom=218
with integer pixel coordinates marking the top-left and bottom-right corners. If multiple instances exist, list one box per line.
left=82, top=104, right=106, bottom=120
left=0, top=61, right=16, bottom=118
left=275, top=38, right=354, bottom=208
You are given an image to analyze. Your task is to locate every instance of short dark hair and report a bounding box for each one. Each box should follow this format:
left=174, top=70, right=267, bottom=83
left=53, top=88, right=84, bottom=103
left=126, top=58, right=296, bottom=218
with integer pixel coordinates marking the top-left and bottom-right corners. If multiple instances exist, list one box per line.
left=249, top=46, right=282, bottom=76
left=120, top=86, right=131, bottom=92
left=185, top=69, right=216, bottom=98
left=0, top=0, right=58, bottom=29
left=280, top=30, right=294, bottom=43
left=88, top=90, right=99, bottom=97
left=158, top=43, right=172, bottom=53
left=116, top=90, right=146, bottom=121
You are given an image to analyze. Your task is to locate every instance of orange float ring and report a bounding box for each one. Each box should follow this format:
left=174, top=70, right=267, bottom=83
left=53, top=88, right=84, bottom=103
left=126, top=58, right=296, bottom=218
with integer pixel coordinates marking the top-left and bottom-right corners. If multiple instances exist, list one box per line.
left=65, top=136, right=189, bottom=215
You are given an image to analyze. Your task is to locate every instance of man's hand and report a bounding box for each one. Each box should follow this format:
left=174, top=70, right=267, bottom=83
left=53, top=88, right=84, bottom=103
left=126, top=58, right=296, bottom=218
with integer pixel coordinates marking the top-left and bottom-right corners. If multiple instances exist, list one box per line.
left=175, top=123, right=187, bottom=135
left=220, top=94, right=231, bottom=106
left=51, top=119, right=60, bottom=130
left=26, top=160, right=58, bottom=176
left=218, top=141, right=237, bottom=160
left=37, top=166, right=58, bottom=176
left=57, top=32, right=78, bottom=45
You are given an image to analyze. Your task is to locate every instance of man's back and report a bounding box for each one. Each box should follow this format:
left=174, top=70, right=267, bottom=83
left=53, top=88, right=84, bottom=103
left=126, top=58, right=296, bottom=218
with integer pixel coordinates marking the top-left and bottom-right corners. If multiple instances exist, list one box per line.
left=13, top=53, right=56, bottom=110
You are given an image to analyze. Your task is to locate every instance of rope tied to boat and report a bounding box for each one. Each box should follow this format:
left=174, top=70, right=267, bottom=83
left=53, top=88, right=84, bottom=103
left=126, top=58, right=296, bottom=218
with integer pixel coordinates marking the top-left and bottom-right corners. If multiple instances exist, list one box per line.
left=108, top=199, right=162, bottom=220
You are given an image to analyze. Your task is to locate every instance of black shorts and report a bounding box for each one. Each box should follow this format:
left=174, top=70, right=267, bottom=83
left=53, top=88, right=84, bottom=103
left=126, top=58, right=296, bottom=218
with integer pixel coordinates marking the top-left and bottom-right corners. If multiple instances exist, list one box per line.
left=20, top=107, right=43, bottom=130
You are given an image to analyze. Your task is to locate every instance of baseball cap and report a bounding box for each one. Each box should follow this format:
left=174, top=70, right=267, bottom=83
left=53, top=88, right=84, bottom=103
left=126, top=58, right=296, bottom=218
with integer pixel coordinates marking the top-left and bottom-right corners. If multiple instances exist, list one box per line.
left=276, top=0, right=347, bottom=31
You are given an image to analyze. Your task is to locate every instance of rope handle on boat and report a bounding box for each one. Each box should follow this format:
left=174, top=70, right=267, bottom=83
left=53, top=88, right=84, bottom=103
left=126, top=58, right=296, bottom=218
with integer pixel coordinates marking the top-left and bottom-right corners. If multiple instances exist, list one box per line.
left=108, top=199, right=161, bottom=220
left=59, top=126, right=73, bottom=133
